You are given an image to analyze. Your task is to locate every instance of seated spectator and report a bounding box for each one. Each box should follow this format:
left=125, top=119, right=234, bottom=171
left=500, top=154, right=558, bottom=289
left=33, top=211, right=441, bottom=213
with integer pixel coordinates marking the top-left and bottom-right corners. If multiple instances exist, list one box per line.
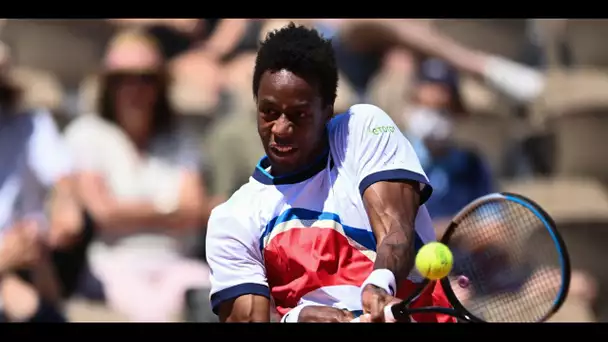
left=309, top=19, right=389, bottom=103
left=0, top=40, right=81, bottom=322
left=109, top=19, right=266, bottom=118
left=325, top=18, right=549, bottom=126
left=107, top=19, right=206, bottom=60
left=402, top=58, right=495, bottom=221
left=108, top=19, right=259, bottom=62
left=64, top=30, right=214, bottom=322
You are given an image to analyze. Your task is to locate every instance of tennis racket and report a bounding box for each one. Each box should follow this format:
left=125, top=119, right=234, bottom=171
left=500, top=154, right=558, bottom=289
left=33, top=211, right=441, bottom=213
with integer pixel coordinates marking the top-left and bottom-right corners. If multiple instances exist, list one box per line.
left=353, top=192, right=571, bottom=323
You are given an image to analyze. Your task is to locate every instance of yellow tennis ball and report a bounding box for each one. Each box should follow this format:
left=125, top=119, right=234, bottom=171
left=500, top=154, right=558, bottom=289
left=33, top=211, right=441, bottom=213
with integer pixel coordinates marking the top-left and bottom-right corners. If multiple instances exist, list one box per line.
left=415, top=242, right=453, bottom=280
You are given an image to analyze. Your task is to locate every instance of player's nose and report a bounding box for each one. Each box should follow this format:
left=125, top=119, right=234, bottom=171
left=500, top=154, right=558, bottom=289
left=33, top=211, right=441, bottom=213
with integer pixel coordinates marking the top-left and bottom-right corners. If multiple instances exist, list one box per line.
left=271, top=114, right=294, bottom=137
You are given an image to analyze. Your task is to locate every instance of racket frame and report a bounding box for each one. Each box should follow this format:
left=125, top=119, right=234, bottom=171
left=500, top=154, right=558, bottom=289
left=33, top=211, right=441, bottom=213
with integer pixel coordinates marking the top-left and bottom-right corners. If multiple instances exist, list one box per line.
left=389, top=192, right=571, bottom=323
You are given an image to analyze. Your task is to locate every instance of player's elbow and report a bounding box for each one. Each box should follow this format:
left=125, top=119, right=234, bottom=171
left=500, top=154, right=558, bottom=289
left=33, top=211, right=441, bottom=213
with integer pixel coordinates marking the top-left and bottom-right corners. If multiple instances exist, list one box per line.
left=218, top=295, right=270, bottom=322
left=223, top=310, right=266, bottom=323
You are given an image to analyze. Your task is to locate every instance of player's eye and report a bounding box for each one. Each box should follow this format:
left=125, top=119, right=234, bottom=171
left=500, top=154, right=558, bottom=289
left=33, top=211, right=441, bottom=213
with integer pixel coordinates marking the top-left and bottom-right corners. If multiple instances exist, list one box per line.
left=261, top=109, right=280, bottom=119
left=294, top=112, right=312, bottom=122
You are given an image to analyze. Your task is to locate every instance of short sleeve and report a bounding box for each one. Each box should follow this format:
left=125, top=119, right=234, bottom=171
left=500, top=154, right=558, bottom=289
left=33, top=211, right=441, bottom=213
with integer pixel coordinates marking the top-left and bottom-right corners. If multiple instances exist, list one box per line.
left=206, top=203, right=270, bottom=314
left=27, top=110, right=74, bottom=187
left=332, top=104, right=433, bottom=204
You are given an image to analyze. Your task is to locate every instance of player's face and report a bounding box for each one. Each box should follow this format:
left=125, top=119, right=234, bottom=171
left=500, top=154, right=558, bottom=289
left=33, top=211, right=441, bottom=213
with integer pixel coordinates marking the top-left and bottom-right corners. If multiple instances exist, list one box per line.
left=256, top=69, right=332, bottom=175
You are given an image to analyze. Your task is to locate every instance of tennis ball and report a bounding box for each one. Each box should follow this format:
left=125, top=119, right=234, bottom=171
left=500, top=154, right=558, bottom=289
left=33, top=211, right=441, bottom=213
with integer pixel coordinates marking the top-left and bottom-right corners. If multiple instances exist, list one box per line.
left=415, top=242, right=453, bottom=280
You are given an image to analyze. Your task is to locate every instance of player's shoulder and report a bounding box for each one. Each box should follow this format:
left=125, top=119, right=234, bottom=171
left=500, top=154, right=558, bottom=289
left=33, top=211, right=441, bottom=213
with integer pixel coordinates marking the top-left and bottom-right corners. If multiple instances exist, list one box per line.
left=210, top=182, right=258, bottom=222
left=207, top=180, right=265, bottom=237
left=347, top=103, right=392, bottom=119
left=328, top=103, right=398, bottom=148
left=329, top=103, right=395, bottom=133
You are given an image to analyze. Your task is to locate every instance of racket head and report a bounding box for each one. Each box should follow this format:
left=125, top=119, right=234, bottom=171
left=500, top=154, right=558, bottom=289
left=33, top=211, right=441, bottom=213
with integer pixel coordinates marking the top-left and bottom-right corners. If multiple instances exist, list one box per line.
left=439, top=192, right=571, bottom=323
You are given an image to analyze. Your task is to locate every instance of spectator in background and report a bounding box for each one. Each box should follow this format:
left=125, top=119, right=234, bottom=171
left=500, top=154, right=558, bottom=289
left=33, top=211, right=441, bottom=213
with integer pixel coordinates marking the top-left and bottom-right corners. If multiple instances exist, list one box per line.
left=309, top=19, right=399, bottom=103
left=0, top=41, right=81, bottom=322
left=402, top=58, right=494, bottom=222
left=341, top=20, right=544, bottom=102
left=64, top=30, right=213, bottom=322
left=109, top=19, right=266, bottom=118
left=332, top=19, right=550, bottom=181
left=108, top=19, right=260, bottom=62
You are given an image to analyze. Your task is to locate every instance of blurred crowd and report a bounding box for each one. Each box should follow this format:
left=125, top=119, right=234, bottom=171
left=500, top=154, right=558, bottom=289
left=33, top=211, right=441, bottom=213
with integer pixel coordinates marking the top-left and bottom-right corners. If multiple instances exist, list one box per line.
left=1, top=18, right=608, bottom=322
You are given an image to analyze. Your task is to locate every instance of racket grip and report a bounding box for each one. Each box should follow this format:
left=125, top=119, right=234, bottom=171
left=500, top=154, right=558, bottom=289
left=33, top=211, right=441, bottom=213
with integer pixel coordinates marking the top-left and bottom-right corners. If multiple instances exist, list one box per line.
left=384, top=305, right=396, bottom=322
left=349, top=306, right=395, bottom=323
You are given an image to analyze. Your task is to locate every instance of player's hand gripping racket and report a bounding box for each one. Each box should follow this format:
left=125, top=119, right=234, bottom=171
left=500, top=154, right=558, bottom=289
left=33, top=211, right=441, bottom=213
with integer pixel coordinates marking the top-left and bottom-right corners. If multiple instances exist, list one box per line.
left=353, top=192, right=571, bottom=323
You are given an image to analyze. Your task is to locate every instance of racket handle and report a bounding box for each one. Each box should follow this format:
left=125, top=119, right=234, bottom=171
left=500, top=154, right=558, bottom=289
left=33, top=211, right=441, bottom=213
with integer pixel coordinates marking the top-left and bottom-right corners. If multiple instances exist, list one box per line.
left=349, top=306, right=396, bottom=323
left=384, top=305, right=396, bottom=322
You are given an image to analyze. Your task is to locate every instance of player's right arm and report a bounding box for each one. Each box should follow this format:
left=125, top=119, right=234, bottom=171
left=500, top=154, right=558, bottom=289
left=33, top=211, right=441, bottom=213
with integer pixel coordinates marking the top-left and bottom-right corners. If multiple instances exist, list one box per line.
left=205, top=203, right=271, bottom=322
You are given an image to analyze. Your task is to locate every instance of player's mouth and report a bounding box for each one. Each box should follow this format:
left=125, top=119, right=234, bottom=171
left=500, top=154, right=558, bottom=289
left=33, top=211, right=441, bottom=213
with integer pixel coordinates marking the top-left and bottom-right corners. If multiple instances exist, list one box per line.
left=269, top=144, right=299, bottom=157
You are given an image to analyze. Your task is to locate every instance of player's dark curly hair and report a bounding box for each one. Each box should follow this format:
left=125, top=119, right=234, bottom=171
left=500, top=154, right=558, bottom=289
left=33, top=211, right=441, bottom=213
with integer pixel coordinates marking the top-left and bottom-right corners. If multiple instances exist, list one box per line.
left=253, top=22, right=338, bottom=107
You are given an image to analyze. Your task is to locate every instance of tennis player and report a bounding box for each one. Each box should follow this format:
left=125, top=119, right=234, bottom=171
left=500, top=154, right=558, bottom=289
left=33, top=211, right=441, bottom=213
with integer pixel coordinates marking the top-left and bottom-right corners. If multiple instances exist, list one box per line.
left=206, top=23, right=454, bottom=323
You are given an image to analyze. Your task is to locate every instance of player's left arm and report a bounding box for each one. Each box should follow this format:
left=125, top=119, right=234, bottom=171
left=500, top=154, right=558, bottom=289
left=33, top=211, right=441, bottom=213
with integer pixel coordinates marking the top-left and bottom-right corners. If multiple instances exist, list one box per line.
left=338, top=104, right=433, bottom=321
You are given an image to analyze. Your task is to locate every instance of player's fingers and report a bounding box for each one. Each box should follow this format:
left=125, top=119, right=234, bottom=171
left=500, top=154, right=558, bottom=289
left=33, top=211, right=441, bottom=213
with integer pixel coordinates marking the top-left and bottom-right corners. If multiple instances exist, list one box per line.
left=370, top=297, right=384, bottom=322
left=383, top=304, right=398, bottom=323
left=358, top=313, right=372, bottom=322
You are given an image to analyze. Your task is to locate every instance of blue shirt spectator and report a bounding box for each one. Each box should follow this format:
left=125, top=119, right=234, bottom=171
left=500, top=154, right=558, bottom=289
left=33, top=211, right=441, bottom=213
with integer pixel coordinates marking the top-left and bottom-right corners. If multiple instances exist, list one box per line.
left=411, top=137, right=494, bottom=218
left=404, top=57, right=495, bottom=220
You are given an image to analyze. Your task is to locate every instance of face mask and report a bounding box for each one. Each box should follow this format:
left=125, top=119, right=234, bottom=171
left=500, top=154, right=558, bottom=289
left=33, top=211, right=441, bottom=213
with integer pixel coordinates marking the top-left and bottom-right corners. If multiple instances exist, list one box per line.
left=404, top=107, right=455, bottom=169
left=405, top=107, right=454, bottom=142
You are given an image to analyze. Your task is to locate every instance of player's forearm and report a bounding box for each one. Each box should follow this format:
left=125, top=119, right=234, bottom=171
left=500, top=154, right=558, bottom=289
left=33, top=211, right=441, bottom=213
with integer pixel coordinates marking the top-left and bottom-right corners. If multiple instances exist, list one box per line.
left=374, top=221, right=416, bottom=284
left=363, top=181, right=421, bottom=291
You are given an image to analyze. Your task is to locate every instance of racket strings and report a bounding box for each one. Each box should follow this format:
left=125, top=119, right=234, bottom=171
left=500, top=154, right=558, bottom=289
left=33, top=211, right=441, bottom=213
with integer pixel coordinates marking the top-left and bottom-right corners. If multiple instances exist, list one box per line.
left=447, top=200, right=563, bottom=322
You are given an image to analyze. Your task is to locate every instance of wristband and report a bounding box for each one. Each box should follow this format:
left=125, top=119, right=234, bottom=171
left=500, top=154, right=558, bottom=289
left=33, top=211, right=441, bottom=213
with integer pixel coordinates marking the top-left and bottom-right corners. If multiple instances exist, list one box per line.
left=280, top=303, right=313, bottom=323
left=360, top=269, right=397, bottom=296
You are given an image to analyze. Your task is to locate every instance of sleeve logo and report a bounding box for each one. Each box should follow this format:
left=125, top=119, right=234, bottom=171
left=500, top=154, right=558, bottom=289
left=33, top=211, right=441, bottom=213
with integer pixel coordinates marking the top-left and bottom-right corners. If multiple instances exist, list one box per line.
left=368, top=125, right=396, bottom=135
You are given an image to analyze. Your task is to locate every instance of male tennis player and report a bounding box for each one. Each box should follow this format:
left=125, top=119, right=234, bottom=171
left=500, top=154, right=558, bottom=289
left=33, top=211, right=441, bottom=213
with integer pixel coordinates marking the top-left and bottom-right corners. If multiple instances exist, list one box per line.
left=206, top=23, right=454, bottom=323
